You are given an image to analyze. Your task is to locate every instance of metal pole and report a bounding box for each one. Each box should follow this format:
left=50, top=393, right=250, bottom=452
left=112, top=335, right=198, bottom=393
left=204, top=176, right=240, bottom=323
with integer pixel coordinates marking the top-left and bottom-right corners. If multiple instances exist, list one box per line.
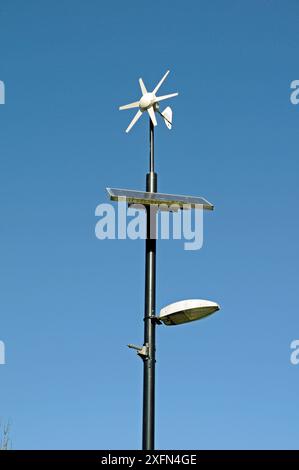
left=142, top=119, right=157, bottom=450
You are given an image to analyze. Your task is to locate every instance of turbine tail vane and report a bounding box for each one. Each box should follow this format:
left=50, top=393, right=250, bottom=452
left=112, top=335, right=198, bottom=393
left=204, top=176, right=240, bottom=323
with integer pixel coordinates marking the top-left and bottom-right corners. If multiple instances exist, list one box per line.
left=161, top=107, right=172, bottom=130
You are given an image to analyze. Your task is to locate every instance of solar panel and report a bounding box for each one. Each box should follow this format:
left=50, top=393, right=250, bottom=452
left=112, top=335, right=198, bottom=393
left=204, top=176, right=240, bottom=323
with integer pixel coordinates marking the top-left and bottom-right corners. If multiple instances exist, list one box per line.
left=106, top=188, right=214, bottom=211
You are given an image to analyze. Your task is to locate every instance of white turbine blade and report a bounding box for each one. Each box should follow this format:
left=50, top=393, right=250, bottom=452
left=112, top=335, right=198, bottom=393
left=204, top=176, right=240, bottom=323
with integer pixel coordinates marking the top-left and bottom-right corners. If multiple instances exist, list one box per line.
left=139, top=78, right=147, bottom=95
left=155, top=92, right=178, bottom=102
left=125, top=109, right=142, bottom=133
left=119, top=101, right=140, bottom=110
left=161, top=106, right=172, bottom=129
left=153, top=70, right=170, bottom=95
left=147, top=106, right=157, bottom=126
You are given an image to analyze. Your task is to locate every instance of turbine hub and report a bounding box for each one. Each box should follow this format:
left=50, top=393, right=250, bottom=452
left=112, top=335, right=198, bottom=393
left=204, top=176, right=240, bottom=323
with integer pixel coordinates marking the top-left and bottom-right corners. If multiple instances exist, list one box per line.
left=139, top=93, right=155, bottom=111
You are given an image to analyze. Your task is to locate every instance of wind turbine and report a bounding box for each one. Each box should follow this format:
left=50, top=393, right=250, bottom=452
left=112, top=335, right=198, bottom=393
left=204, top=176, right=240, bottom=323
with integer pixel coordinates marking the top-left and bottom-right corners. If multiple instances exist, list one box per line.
left=119, top=70, right=178, bottom=133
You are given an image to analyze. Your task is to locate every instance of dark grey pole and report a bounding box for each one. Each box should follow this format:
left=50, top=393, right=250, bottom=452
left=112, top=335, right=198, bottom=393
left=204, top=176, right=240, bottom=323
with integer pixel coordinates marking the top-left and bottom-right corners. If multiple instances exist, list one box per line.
left=142, top=118, right=157, bottom=450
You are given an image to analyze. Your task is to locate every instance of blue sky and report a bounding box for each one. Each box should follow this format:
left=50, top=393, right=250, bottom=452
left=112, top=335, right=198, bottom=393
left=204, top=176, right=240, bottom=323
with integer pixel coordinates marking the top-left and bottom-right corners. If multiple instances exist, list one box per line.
left=0, top=0, right=299, bottom=450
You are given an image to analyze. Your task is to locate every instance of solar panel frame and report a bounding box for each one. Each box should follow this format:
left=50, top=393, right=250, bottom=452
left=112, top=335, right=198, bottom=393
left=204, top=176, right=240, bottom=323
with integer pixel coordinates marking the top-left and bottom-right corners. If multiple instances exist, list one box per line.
left=106, top=188, right=214, bottom=211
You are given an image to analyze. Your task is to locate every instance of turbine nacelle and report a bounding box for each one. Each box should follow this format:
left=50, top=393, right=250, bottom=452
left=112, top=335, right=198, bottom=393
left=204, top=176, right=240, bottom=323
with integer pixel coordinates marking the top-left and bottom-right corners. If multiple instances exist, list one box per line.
left=119, top=70, right=178, bottom=133
left=139, top=92, right=155, bottom=111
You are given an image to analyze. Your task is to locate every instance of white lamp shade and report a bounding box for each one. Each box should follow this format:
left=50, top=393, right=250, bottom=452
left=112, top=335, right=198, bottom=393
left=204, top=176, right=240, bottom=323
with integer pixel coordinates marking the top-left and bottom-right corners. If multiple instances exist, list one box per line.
left=158, top=299, right=220, bottom=326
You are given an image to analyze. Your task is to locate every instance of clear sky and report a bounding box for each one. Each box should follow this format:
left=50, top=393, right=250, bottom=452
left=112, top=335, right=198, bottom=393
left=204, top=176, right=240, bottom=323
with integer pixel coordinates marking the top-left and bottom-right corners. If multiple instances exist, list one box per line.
left=0, top=0, right=299, bottom=450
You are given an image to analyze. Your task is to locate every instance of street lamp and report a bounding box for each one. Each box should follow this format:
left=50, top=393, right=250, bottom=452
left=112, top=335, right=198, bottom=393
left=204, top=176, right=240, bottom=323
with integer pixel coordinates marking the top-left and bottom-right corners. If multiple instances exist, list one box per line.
left=158, top=299, right=220, bottom=326
left=108, top=71, right=220, bottom=450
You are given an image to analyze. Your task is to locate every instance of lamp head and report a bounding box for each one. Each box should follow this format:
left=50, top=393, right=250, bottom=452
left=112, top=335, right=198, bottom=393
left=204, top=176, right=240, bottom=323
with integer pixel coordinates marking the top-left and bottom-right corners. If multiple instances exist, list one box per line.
left=158, top=299, right=220, bottom=326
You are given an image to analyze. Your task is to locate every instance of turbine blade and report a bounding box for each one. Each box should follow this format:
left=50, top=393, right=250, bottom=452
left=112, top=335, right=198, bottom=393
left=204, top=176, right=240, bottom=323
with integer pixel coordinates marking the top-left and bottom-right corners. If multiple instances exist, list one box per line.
left=126, top=110, right=142, bottom=133
left=147, top=107, right=157, bottom=126
left=155, top=92, right=178, bottom=102
left=119, top=101, right=140, bottom=110
left=139, top=78, right=147, bottom=95
left=153, top=70, right=170, bottom=95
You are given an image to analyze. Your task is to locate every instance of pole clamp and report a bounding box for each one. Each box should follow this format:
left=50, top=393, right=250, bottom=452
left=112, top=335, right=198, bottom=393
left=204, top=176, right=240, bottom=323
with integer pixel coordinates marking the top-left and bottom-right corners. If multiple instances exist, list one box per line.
left=143, top=315, right=162, bottom=325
